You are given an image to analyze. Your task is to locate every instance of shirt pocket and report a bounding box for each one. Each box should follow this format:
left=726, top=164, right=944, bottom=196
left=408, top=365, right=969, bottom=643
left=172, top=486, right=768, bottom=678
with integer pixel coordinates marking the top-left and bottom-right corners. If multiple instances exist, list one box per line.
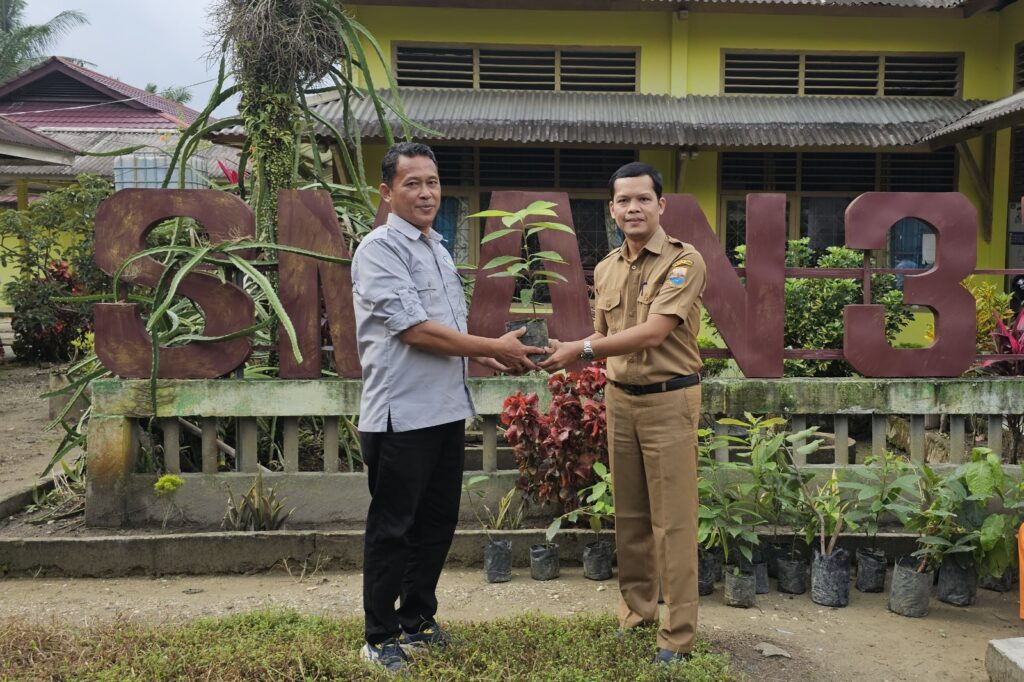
left=637, top=289, right=656, bottom=323
left=409, top=265, right=442, bottom=316
left=596, top=289, right=623, bottom=334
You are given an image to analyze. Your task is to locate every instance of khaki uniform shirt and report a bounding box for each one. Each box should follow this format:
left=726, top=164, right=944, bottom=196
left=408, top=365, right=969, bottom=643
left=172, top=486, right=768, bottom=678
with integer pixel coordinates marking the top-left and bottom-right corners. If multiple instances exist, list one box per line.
left=593, top=227, right=706, bottom=384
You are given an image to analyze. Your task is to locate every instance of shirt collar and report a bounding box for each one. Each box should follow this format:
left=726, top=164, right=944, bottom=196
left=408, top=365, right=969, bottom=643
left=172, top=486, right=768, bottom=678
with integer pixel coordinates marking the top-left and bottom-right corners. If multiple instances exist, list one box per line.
left=387, top=212, right=442, bottom=242
left=616, top=226, right=667, bottom=260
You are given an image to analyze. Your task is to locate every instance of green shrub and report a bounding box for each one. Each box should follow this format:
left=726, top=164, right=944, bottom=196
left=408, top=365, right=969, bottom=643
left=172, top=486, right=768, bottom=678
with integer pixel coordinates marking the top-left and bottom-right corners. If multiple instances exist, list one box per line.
left=0, top=175, right=112, bottom=361
left=698, top=336, right=729, bottom=377
left=737, top=238, right=911, bottom=377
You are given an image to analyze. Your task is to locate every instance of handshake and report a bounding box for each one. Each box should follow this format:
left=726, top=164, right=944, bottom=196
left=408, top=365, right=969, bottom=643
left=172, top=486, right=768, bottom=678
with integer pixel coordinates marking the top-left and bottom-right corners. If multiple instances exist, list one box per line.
left=477, top=326, right=582, bottom=375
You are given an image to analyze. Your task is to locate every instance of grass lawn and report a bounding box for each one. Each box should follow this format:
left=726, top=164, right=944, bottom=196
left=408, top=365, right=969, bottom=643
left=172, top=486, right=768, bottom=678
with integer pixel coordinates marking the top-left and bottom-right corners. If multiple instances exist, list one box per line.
left=0, top=611, right=736, bottom=681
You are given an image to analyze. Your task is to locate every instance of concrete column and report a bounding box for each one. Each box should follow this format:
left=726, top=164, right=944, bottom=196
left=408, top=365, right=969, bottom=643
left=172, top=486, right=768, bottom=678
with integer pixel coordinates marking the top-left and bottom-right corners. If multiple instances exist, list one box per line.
left=85, top=415, right=134, bottom=527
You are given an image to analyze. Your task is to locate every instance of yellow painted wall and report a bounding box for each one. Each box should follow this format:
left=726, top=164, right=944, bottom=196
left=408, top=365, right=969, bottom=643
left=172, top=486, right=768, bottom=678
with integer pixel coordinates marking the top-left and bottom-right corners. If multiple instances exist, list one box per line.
left=351, top=6, right=674, bottom=95
left=353, top=5, right=1008, bottom=98
left=684, top=12, right=1003, bottom=98
left=351, top=4, right=1018, bottom=273
left=0, top=257, right=16, bottom=311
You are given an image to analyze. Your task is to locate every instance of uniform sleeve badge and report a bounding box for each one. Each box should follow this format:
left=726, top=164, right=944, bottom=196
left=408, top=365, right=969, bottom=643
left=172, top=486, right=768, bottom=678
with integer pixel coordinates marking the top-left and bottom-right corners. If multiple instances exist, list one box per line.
left=668, top=265, right=689, bottom=287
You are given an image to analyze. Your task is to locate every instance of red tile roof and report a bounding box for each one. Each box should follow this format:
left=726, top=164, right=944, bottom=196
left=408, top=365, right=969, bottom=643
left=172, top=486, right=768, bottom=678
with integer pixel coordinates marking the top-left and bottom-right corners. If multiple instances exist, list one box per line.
left=47, top=57, right=204, bottom=124
left=0, top=57, right=205, bottom=130
left=0, top=103, right=187, bottom=129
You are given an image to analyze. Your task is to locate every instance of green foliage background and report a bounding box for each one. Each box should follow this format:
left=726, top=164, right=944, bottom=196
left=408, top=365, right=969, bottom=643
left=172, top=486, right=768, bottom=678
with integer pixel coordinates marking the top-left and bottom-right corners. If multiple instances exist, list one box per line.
left=0, top=175, right=112, bottom=360
left=736, top=238, right=911, bottom=377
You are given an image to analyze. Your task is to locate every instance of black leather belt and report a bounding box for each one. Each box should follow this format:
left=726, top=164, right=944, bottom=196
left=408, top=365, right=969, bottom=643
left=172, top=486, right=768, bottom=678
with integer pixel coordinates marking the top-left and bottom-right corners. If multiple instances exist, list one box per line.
left=609, top=373, right=701, bottom=396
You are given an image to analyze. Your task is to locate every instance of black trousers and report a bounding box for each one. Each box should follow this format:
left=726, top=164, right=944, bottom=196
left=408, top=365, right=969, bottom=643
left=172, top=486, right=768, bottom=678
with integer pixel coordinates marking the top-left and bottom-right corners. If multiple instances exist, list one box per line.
left=361, top=418, right=465, bottom=645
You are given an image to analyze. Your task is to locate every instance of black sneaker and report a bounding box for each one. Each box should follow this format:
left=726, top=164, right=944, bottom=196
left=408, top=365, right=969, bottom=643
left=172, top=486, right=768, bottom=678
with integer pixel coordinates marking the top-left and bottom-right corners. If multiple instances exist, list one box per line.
left=400, top=621, right=452, bottom=651
left=361, top=637, right=409, bottom=673
left=653, top=647, right=692, bottom=665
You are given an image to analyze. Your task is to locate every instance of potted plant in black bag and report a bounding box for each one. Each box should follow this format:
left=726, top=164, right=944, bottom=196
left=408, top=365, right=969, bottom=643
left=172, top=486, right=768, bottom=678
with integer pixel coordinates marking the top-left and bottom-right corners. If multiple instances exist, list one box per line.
left=795, top=459, right=858, bottom=608
left=775, top=473, right=815, bottom=596
left=842, top=450, right=920, bottom=593
left=894, top=462, right=977, bottom=617
left=977, top=462, right=1024, bottom=592
left=545, top=461, right=615, bottom=581
left=472, top=200, right=574, bottom=360
left=697, top=446, right=764, bottom=608
left=935, top=447, right=1010, bottom=607
left=463, top=475, right=525, bottom=583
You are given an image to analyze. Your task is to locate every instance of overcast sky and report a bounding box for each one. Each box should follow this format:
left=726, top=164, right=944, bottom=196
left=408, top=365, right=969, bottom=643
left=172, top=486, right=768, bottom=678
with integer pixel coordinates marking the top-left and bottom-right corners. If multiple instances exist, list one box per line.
left=22, top=1, right=239, bottom=116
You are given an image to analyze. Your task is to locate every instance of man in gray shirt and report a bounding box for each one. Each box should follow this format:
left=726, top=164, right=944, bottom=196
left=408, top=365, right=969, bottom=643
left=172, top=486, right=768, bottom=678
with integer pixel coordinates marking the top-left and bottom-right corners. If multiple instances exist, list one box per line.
left=353, top=142, right=542, bottom=673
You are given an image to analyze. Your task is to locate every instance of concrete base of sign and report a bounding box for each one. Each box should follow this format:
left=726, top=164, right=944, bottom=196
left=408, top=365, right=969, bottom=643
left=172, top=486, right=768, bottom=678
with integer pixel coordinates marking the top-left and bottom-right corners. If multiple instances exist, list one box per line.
left=987, top=638, right=1024, bottom=682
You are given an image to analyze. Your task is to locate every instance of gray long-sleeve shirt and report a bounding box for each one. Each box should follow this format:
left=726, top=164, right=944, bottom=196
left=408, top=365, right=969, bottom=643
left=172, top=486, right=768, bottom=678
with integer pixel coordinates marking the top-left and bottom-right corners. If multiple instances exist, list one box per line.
left=351, top=213, right=475, bottom=432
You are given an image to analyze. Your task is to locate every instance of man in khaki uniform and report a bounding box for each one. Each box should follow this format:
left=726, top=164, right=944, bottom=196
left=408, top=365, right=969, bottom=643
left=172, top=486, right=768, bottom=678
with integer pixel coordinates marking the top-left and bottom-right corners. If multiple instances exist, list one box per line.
left=541, top=161, right=706, bottom=664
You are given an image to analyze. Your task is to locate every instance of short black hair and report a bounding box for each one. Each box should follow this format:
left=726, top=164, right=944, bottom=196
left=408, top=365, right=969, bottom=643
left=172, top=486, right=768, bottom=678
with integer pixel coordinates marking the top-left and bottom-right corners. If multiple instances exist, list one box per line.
left=381, top=142, right=438, bottom=187
left=608, top=161, right=663, bottom=200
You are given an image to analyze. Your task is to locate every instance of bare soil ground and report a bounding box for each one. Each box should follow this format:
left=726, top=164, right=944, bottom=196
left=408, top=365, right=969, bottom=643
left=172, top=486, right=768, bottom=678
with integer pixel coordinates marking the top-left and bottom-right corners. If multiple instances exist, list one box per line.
left=0, top=568, right=1020, bottom=681
left=0, top=361, right=1022, bottom=681
left=0, top=362, right=64, bottom=501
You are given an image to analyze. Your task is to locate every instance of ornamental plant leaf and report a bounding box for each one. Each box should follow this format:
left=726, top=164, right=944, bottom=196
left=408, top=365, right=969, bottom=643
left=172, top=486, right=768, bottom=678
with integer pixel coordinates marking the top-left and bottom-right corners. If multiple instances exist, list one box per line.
left=530, top=251, right=567, bottom=263
left=979, top=513, right=1006, bottom=550
left=481, top=255, right=522, bottom=270
left=524, top=200, right=558, bottom=213
left=527, top=222, right=576, bottom=235
left=480, top=228, right=519, bottom=244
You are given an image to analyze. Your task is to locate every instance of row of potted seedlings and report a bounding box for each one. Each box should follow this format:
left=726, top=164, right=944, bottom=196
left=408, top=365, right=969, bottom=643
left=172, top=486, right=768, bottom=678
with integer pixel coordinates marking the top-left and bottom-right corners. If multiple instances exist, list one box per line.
left=696, top=416, right=1021, bottom=617
left=467, top=408, right=1019, bottom=614
left=464, top=468, right=616, bottom=584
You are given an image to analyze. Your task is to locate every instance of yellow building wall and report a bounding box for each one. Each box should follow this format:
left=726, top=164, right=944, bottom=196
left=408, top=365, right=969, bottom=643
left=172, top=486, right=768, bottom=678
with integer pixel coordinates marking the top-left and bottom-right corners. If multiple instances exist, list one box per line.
left=351, top=4, right=1018, bottom=276
left=991, top=1, right=1024, bottom=278
left=0, top=257, right=16, bottom=311
left=350, top=6, right=674, bottom=95
left=684, top=12, right=1003, bottom=98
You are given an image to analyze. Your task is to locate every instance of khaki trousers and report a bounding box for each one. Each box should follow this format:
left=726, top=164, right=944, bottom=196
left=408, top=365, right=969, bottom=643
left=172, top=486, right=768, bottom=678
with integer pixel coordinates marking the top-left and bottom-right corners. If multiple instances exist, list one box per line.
left=607, top=382, right=700, bottom=653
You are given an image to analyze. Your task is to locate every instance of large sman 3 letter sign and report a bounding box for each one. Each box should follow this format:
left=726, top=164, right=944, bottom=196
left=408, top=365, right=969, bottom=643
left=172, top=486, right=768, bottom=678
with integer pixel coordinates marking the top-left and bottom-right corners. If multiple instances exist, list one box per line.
left=93, top=189, right=985, bottom=380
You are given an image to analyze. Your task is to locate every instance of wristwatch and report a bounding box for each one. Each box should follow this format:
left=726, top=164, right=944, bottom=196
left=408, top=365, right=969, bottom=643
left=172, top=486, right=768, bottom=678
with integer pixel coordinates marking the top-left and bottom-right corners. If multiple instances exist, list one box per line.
left=579, top=339, right=596, bottom=361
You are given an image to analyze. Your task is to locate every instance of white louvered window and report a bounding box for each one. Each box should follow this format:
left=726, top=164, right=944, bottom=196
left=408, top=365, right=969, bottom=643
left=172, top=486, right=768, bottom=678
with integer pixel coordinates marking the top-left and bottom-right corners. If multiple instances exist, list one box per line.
left=395, top=44, right=637, bottom=92
left=395, top=46, right=474, bottom=88
left=723, top=51, right=961, bottom=97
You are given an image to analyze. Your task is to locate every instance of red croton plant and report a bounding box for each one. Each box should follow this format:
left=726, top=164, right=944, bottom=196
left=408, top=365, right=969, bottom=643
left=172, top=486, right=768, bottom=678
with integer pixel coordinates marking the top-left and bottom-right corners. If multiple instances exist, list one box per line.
left=985, top=308, right=1024, bottom=376
left=500, top=363, right=609, bottom=515
left=983, top=308, right=1024, bottom=463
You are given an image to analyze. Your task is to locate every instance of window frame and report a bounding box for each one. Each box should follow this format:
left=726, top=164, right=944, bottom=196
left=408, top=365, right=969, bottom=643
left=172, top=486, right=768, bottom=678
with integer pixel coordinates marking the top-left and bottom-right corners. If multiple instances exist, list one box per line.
left=431, top=143, right=636, bottom=267
left=719, top=48, right=964, bottom=97
left=392, top=41, right=641, bottom=92
left=717, top=149, right=959, bottom=264
left=1014, top=40, right=1024, bottom=93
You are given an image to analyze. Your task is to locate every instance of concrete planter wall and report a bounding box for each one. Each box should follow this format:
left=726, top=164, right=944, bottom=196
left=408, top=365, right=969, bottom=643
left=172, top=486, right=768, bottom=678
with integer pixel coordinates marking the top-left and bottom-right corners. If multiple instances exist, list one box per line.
left=85, top=377, right=1024, bottom=528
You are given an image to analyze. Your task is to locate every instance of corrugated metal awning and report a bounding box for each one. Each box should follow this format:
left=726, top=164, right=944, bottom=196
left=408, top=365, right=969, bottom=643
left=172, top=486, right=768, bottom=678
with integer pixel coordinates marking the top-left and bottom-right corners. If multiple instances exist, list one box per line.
left=212, top=88, right=982, bottom=149
left=0, top=128, right=240, bottom=179
left=922, top=89, right=1024, bottom=145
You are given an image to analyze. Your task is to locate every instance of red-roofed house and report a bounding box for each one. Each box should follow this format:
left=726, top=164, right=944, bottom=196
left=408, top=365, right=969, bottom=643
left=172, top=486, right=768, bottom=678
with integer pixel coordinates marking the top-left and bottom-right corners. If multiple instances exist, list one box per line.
left=0, top=58, right=241, bottom=315
left=0, top=57, right=239, bottom=208
left=0, top=57, right=202, bottom=129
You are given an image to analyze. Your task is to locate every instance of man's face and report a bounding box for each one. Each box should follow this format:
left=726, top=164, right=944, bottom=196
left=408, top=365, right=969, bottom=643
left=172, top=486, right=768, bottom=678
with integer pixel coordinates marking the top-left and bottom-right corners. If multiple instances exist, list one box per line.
left=380, top=154, right=441, bottom=230
left=609, top=174, right=665, bottom=243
